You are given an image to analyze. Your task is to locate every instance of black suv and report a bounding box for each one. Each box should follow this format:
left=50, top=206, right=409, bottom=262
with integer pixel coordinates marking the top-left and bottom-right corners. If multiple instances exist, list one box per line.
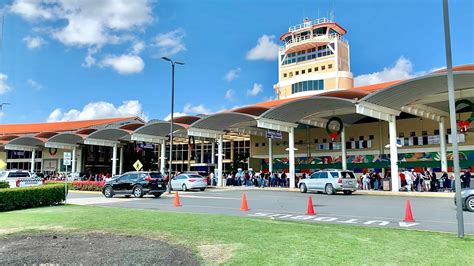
left=102, top=171, right=166, bottom=198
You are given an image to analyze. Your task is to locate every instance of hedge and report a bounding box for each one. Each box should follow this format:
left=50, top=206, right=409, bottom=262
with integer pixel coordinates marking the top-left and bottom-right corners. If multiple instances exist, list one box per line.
left=0, top=184, right=66, bottom=212
left=45, top=181, right=105, bottom=191
left=0, top=181, right=9, bottom=189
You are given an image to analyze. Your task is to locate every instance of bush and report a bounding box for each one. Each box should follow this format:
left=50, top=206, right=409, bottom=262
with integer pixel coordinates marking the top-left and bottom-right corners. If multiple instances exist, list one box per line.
left=72, top=181, right=105, bottom=191
left=0, top=184, right=66, bottom=212
left=0, top=181, right=9, bottom=189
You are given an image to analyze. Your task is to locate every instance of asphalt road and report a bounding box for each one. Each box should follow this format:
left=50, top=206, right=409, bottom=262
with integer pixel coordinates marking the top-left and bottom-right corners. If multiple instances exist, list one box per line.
left=68, top=188, right=474, bottom=234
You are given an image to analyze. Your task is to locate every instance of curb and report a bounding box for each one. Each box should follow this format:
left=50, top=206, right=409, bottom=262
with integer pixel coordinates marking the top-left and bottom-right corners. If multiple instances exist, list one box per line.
left=69, top=190, right=102, bottom=195
left=209, top=187, right=454, bottom=198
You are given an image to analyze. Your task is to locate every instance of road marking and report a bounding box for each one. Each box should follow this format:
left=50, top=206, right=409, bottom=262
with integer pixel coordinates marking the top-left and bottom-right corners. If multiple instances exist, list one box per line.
left=248, top=212, right=409, bottom=229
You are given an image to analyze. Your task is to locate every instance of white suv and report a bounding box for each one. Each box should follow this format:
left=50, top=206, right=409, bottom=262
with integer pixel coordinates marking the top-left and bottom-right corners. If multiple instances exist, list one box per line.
left=0, top=170, right=43, bottom=188
left=299, top=170, right=358, bottom=195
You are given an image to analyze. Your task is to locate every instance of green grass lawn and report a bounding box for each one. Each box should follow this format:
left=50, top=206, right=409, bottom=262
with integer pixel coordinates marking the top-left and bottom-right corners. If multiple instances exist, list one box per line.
left=0, top=205, right=472, bottom=265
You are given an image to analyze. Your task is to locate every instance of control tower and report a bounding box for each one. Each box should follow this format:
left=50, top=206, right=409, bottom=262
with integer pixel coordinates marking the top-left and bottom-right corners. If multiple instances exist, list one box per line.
left=274, top=18, right=353, bottom=99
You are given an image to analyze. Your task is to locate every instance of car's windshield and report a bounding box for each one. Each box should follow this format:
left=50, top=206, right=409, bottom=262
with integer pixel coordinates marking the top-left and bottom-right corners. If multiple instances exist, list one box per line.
left=150, top=173, right=163, bottom=179
left=341, top=171, right=356, bottom=179
left=189, top=175, right=203, bottom=179
left=8, top=172, right=30, bottom=178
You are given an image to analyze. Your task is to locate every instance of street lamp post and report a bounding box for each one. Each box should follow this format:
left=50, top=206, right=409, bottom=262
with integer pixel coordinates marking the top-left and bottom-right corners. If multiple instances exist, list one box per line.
left=162, top=57, right=184, bottom=194
left=442, top=0, right=464, bottom=238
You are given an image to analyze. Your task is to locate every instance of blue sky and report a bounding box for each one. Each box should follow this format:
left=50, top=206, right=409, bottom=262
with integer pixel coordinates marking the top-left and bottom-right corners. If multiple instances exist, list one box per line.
left=0, top=0, right=472, bottom=124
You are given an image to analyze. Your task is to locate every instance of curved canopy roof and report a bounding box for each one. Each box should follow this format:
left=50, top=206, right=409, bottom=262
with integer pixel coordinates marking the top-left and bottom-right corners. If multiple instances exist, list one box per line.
left=8, top=136, right=46, bottom=147
left=134, top=121, right=187, bottom=136
left=86, top=128, right=130, bottom=141
left=361, top=71, right=474, bottom=110
left=47, top=133, right=85, bottom=145
left=260, top=96, right=357, bottom=123
left=189, top=112, right=257, bottom=132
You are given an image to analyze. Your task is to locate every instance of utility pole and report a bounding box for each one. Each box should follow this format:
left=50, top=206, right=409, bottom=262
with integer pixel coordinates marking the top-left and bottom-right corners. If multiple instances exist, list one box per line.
left=442, top=0, right=464, bottom=238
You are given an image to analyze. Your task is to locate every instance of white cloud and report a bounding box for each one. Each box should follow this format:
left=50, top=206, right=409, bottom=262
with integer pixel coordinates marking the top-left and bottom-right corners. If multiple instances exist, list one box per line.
left=131, top=41, right=145, bottom=55
left=47, top=100, right=147, bottom=122
left=152, top=29, right=186, bottom=57
left=224, top=68, right=241, bottom=82
left=164, top=112, right=188, bottom=121
left=354, top=57, right=423, bottom=86
left=27, top=79, right=43, bottom=90
left=82, top=46, right=99, bottom=67
left=263, top=95, right=276, bottom=101
left=100, top=54, right=145, bottom=75
left=23, top=36, right=46, bottom=49
left=246, top=34, right=279, bottom=61
left=11, top=0, right=153, bottom=47
left=183, top=104, right=211, bottom=115
left=247, top=83, right=263, bottom=96
left=225, top=89, right=235, bottom=100
left=0, top=73, right=11, bottom=95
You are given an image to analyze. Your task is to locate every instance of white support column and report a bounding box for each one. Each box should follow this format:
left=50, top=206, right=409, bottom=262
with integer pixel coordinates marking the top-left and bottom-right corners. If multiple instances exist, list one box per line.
left=288, top=128, right=296, bottom=188
left=30, top=149, right=36, bottom=173
left=217, top=135, right=223, bottom=187
left=341, top=126, right=347, bottom=171
left=389, top=115, right=400, bottom=192
left=211, top=141, right=215, bottom=165
left=200, top=141, right=204, bottom=163
left=72, top=147, right=77, bottom=173
left=268, top=138, right=273, bottom=173
left=439, top=117, right=448, bottom=172
left=119, top=146, right=124, bottom=174
left=160, top=143, right=166, bottom=174
left=112, top=144, right=118, bottom=176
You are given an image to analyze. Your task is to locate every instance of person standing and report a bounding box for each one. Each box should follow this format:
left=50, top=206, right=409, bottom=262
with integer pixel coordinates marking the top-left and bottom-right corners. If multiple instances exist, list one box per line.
left=463, top=169, right=471, bottom=188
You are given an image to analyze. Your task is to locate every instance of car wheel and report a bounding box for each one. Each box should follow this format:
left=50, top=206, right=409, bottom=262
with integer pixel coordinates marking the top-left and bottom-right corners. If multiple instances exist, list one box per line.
left=200, top=188, right=205, bottom=191
left=182, top=184, right=188, bottom=191
left=103, top=185, right=114, bottom=198
left=343, top=191, right=352, bottom=195
left=325, top=184, right=335, bottom=195
left=153, top=193, right=162, bottom=198
left=300, top=183, right=307, bottom=193
left=466, top=196, right=474, bottom=212
left=133, top=185, right=144, bottom=198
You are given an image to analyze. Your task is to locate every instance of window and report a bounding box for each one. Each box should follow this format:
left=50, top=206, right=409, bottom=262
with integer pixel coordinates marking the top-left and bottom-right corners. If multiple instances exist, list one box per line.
left=308, top=68, right=312, bottom=73
left=295, top=71, right=299, bottom=75
left=447, top=129, right=452, bottom=134
left=422, top=131, right=428, bottom=136
left=434, top=129, right=440, bottom=135
left=328, top=64, right=333, bottom=69
left=369, top=135, right=374, bottom=140
left=359, top=136, right=364, bottom=141
left=399, top=133, right=404, bottom=138
left=319, top=172, right=328, bottom=179
left=255, top=143, right=259, bottom=147
left=311, top=172, right=320, bottom=179
left=302, top=69, right=305, bottom=74
left=262, top=142, right=266, bottom=147
left=322, top=65, right=326, bottom=70
left=323, top=138, right=327, bottom=143
left=315, top=67, right=319, bottom=71
left=314, top=139, right=318, bottom=143
left=291, top=79, right=324, bottom=94
left=283, top=73, right=287, bottom=78
left=410, top=131, right=416, bottom=137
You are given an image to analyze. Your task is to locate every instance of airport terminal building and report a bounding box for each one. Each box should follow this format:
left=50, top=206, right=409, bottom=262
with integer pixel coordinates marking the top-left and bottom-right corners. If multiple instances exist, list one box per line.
left=1, top=18, right=473, bottom=191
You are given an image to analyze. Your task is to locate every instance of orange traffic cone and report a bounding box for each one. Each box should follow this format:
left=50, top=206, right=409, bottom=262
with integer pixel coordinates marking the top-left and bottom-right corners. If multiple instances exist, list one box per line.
left=174, top=192, right=181, bottom=207
left=307, top=196, right=315, bottom=215
left=403, top=199, right=415, bottom=222
left=240, top=192, right=250, bottom=211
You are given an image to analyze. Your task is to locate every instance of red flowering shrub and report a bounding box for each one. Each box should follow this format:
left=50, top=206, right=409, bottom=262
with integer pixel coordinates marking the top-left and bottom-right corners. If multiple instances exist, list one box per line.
left=72, top=181, right=105, bottom=191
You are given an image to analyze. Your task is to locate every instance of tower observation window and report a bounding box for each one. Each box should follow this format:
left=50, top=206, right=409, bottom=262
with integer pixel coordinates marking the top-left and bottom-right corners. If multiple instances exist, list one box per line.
left=291, top=80, right=324, bottom=94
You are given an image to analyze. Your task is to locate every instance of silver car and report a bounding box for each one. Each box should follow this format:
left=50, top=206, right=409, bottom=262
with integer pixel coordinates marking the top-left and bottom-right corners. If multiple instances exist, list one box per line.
left=454, top=188, right=474, bottom=212
left=171, top=173, right=207, bottom=191
left=299, top=170, right=358, bottom=195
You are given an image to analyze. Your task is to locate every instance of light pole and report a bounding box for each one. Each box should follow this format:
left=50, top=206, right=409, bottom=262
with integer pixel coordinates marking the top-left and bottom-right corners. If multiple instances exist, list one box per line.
left=442, top=0, right=464, bottom=238
left=162, top=57, right=184, bottom=194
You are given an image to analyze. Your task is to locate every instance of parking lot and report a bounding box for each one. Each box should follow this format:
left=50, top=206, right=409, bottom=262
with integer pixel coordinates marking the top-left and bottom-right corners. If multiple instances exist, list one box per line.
left=68, top=188, right=474, bottom=234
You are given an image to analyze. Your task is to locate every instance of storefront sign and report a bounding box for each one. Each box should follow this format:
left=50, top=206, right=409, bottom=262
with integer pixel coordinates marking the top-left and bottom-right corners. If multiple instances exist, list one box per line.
left=266, top=130, right=282, bottom=140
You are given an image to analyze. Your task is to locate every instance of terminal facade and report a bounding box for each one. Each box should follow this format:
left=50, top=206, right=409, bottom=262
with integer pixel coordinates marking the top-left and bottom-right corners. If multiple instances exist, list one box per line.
left=1, top=17, right=473, bottom=191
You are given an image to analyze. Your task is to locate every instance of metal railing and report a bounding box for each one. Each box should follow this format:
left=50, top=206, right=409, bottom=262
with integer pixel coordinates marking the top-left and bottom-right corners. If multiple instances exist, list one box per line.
left=279, top=33, right=348, bottom=52
left=289, top=17, right=331, bottom=32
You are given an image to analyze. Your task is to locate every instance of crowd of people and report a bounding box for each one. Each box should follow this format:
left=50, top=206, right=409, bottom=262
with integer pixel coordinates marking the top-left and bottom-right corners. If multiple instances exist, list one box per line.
left=209, top=170, right=291, bottom=188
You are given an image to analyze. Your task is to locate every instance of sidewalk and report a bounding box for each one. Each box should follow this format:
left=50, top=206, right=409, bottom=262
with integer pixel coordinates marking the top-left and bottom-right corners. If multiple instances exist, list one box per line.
left=212, top=186, right=455, bottom=198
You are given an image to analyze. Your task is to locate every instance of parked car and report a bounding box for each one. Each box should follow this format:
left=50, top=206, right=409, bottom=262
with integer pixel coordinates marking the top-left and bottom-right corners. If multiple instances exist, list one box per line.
left=170, top=173, right=207, bottom=191
left=454, top=188, right=474, bottom=212
left=299, top=169, right=358, bottom=195
left=102, top=171, right=166, bottom=198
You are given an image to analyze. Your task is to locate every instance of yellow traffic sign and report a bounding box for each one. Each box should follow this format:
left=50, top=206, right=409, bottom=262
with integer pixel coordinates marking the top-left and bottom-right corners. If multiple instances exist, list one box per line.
left=133, top=160, right=143, bottom=171
left=0, top=159, right=6, bottom=170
